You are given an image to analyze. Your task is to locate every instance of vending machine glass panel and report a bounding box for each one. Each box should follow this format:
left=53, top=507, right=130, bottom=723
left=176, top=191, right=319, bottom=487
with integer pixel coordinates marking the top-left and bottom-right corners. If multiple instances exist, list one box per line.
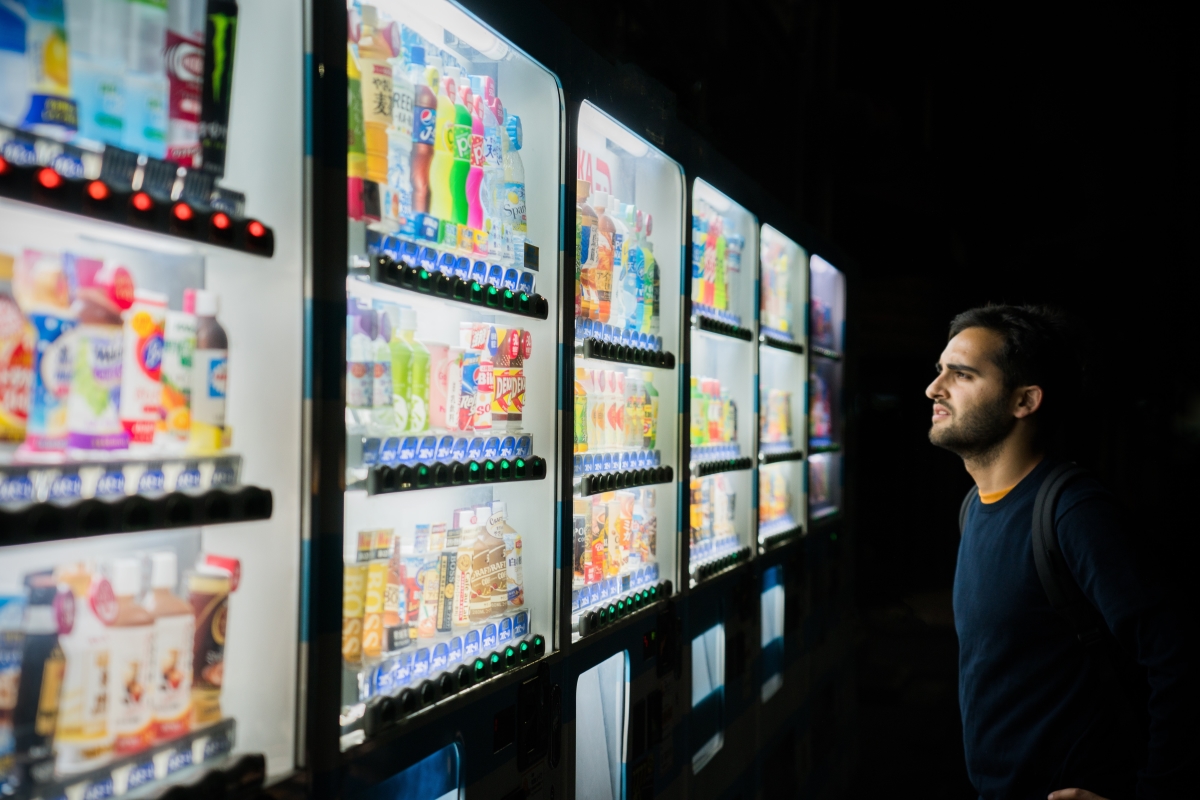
left=571, top=101, right=683, bottom=640
left=363, top=742, right=462, bottom=800
left=687, top=180, right=757, bottom=584
left=760, top=565, right=785, bottom=702
left=341, top=0, right=562, bottom=746
left=0, top=0, right=304, bottom=793
left=690, top=623, right=725, bottom=772
left=757, top=226, right=807, bottom=547
left=808, top=255, right=845, bottom=357
left=575, top=651, right=629, bottom=800
left=807, top=452, right=842, bottom=520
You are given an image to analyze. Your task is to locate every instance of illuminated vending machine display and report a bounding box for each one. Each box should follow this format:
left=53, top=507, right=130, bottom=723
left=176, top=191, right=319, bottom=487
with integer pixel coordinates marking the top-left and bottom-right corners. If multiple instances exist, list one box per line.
left=0, top=0, right=303, bottom=796
left=339, top=0, right=559, bottom=749
left=686, top=180, right=756, bottom=585
left=757, top=226, right=808, bottom=549
left=570, top=101, right=682, bottom=640
left=807, top=255, right=845, bottom=520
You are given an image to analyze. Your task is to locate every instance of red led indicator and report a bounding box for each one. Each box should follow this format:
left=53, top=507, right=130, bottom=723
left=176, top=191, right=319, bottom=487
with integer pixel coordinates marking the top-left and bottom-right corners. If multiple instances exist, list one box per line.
left=247, top=220, right=265, bottom=238
left=132, top=192, right=153, bottom=212
left=211, top=212, right=231, bottom=230
left=172, top=202, right=193, bottom=221
left=0, top=156, right=9, bottom=175
left=86, top=181, right=109, bottom=201
left=37, top=168, right=62, bottom=190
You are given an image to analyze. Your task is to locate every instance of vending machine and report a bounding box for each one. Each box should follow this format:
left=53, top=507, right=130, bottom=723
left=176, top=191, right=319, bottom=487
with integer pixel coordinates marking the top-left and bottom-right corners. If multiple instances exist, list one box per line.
left=567, top=98, right=687, bottom=800
left=0, top=0, right=305, bottom=797
left=314, top=0, right=566, bottom=796
left=680, top=176, right=760, bottom=799
left=806, top=255, right=845, bottom=526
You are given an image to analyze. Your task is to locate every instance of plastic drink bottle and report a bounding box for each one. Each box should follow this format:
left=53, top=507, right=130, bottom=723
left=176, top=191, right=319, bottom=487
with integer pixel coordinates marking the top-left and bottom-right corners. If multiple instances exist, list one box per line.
left=67, top=0, right=129, bottom=147
left=573, top=367, right=588, bottom=453
left=0, top=255, right=32, bottom=441
left=188, top=289, right=228, bottom=454
left=406, top=317, right=430, bottom=433
left=466, top=93, right=485, bottom=232
left=372, top=310, right=396, bottom=433
left=690, top=376, right=705, bottom=446
left=389, top=307, right=414, bottom=431
left=386, top=59, right=414, bottom=224
left=409, top=56, right=436, bottom=214
left=621, top=203, right=645, bottom=333
left=607, top=370, right=624, bottom=449
left=479, top=87, right=504, bottom=255
left=624, top=370, right=643, bottom=449
left=346, top=303, right=371, bottom=434
left=642, top=370, right=658, bottom=449
left=586, top=369, right=604, bottom=452
left=346, top=45, right=366, bottom=182
left=123, top=0, right=169, bottom=157
left=143, top=552, right=193, bottom=742
left=54, top=564, right=113, bottom=772
left=593, top=192, right=615, bottom=325
left=428, top=64, right=455, bottom=222
left=644, top=214, right=660, bottom=336
left=21, top=0, right=76, bottom=138
left=450, top=79, right=472, bottom=227
left=165, top=0, right=205, bottom=164
left=502, top=113, right=527, bottom=259
left=68, top=263, right=133, bottom=454
left=357, top=15, right=391, bottom=186
left=118, top=288, right=167, bottom=447
left=107, top=558, right=155, bottom=756
left=576, top=180, right=598, bottom=320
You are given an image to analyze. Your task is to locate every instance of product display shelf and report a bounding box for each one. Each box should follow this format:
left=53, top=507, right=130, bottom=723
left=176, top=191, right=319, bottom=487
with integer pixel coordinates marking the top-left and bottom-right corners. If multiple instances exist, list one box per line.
left=347, top=632, right=548, bottom=745
left=578, top=337, right=676, bottom=369
left=758, top=448, right=805, bottom=465
left=23, top=719, right=247, bottom=800
left=692, top=312, right=754, bottom=342
left=811, top=346, right=841, bottom=361
left=759, top=332, right=804, bottom=355
left=364, top=456, right=547, bottom=495
left=0, top=133, right=274, bottom=258
left=354, top=253, right=550, bottom=322
left=692, top=456, right=754, bottom=478
left=808, top=442, right=841, bottom=455
left=690, top=544, right=753, bottom=582
left=0, top=452, right=272, bottom=543
left=574, top=579, right=673, bottom=638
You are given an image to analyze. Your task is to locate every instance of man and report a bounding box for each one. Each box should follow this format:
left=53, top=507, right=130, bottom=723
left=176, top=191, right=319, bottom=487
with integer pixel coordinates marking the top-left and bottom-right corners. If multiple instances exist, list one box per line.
left=926, top=304, right=1189, bottom=800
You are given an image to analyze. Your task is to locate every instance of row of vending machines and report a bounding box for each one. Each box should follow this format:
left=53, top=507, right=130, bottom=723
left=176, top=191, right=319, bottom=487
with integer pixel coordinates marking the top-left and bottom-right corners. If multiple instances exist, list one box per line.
left=0, top=0, right=853, bottom=798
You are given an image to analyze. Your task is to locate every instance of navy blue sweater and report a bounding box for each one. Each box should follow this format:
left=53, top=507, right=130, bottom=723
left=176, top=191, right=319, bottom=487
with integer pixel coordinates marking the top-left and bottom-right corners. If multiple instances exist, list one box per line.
left=954, top=459, right=1189, bottom=800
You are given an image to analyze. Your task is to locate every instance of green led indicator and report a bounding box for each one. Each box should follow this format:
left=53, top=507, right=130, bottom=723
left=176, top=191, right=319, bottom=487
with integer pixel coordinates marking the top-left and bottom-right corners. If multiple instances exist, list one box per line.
left=516, top=458, right=525, bottom=468
left=532, top=635, right=544, bottom=647
left=500, top=459, right=510, bottom=469
left=608, top=605, right=616, bottom=616
left=488, top=285, right=498, bottom=295
left=504, top=289, right=513, bottom=299
left=419, top=269, right=429, bottom=279
left=520, top=641, right=530, bottom=653
left=490, top=653, right=501, bottom=665
left=470, top=462, right=479, bottom=472
left=505, top=646, right=516, bottom=659
left=474, top=658, right=486, bottom=672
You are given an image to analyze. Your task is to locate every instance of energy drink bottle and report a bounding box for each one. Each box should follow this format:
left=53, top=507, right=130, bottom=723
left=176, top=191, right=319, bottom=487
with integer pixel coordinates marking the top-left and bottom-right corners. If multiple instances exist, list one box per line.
left=428, top=66, right=455, bottom=223
left=450, top=78, right=472, bottom=228
left=466, top=94, right=485, bottom=231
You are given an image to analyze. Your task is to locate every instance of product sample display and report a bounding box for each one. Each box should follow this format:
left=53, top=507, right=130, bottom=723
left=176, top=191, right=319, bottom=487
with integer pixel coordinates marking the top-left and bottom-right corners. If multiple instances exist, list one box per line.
left=758, top=226, right=809, bottom=545
left=688, top=180, right=756, bottom=579
left=571, top=101, right=682, bottom=638
left=341, top=0, right=561, bottom=746
left=0, top=1, right=301, bottom=795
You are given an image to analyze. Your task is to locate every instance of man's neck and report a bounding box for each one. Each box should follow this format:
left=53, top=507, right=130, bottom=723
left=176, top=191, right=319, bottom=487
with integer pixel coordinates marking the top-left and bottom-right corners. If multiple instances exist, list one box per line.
left=964, top=434, right=1044, bottom=495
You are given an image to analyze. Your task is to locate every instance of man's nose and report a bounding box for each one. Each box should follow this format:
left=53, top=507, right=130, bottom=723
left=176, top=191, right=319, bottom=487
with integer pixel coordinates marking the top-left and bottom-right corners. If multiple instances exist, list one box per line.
left=926, top=374, right=945, bottom=400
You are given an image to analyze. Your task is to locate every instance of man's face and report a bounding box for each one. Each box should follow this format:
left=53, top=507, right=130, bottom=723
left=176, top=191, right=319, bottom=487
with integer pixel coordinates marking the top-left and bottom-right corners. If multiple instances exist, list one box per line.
left=925, top=327, right=1016, bottom=457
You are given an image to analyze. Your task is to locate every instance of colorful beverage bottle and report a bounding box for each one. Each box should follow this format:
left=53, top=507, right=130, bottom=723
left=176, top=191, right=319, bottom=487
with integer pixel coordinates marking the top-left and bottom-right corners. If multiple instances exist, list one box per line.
left=347, top=45, right=367, bottom=188
left=0, top=254, right=32, bottom=441
left=123, top=0, right=169, bottom=158
left=67, top=0, right=128, bottom=147
left=593, top=192, right=615, bottom=324
left=642, top=370, right=658, bottom=449
left=409, top=56, right=436, bottom=214
left=428, top=66, right=455, bottom=222
left=371, top=310, right=395, bottom=433
left=187, top=289, right=228, bottom=454
left=466, top=94, right=485, bottom=231
left=573, top=367, right=588, bottom=453
left=68, top=263, right=133, bottom=454
left=165, top=0, right=205, bottom=164
left=108, top=557, right=155, bottom=756
left=576, top=180, right=598, bottom=320
left=480, top=89, right=504, bottom=255
left=502, top=113, right=527, bottom=258
left=119, top=289, right=167, bottom=447
left=388, top=306, right=414, bottom=431
left=450, top=79, right=473, bottom=226
left=406, top=317, right=429, bottom=433
left=386, top=57, right=414, bottom=224
left=143, top=552, right=193, bottom=742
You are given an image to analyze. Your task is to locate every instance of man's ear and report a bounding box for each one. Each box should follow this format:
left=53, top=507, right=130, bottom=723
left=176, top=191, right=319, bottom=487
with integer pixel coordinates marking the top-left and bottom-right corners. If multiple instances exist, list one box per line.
left=1012, top=385, right=1043, bottom=419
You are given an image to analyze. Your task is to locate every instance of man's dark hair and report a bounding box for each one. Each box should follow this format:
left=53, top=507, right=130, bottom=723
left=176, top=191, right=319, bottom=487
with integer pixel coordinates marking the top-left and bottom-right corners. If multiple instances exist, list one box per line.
left=948, top=304, right=1085, bottom=450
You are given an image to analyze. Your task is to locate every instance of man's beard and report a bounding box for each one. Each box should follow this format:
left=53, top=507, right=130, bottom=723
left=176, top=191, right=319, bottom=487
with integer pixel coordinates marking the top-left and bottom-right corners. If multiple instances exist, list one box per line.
left=929, top=393, right=1015, bottom=464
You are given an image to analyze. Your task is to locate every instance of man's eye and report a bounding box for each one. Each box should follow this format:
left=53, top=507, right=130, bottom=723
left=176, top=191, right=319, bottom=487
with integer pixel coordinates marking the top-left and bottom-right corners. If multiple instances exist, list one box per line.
left=956, top=371, right=969, bottom=379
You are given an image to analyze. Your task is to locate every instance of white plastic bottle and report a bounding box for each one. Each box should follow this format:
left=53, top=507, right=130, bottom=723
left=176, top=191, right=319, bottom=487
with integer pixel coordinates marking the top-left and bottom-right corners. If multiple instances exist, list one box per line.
left=501, top=113, right=526, bottom=260
left=119, top=289, right=167, bottom=448
left=143, top=552, right=193, bottom=742
left=54, top=563, right=114, bottom=773
left=187, top=289, right=228, bottom=454
left=107, top=557, right=154, bottom=757
left=65, top=0, right=129, bottom=146
left=386, top=58, right=414, bottom=225
left=346, top=303, right=374, bottom=435
left=123, top=0, right=169, bottom=157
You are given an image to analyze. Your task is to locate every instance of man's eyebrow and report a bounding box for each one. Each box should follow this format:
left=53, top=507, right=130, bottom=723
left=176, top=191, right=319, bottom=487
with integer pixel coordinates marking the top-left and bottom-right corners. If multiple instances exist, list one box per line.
left=942, top=362, right=983, bottom=375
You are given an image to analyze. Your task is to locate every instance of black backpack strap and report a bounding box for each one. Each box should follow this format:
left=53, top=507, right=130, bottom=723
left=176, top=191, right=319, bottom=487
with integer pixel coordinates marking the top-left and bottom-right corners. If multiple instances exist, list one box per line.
left=1032, top=463, right=1104, bottom=647
left=958, top=485, right=979, bottom=535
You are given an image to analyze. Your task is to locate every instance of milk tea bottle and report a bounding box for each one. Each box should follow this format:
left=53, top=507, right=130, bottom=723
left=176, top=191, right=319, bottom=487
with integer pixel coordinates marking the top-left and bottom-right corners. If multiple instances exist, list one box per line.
left=107, top=558, right=154, bottom=756
left=143, top=553, right=193, bottom=742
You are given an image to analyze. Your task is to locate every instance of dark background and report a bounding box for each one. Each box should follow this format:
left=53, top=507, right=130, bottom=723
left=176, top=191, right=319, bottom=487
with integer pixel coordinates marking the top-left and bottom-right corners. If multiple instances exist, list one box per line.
left=536, top=1, right=1197, bottom=796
